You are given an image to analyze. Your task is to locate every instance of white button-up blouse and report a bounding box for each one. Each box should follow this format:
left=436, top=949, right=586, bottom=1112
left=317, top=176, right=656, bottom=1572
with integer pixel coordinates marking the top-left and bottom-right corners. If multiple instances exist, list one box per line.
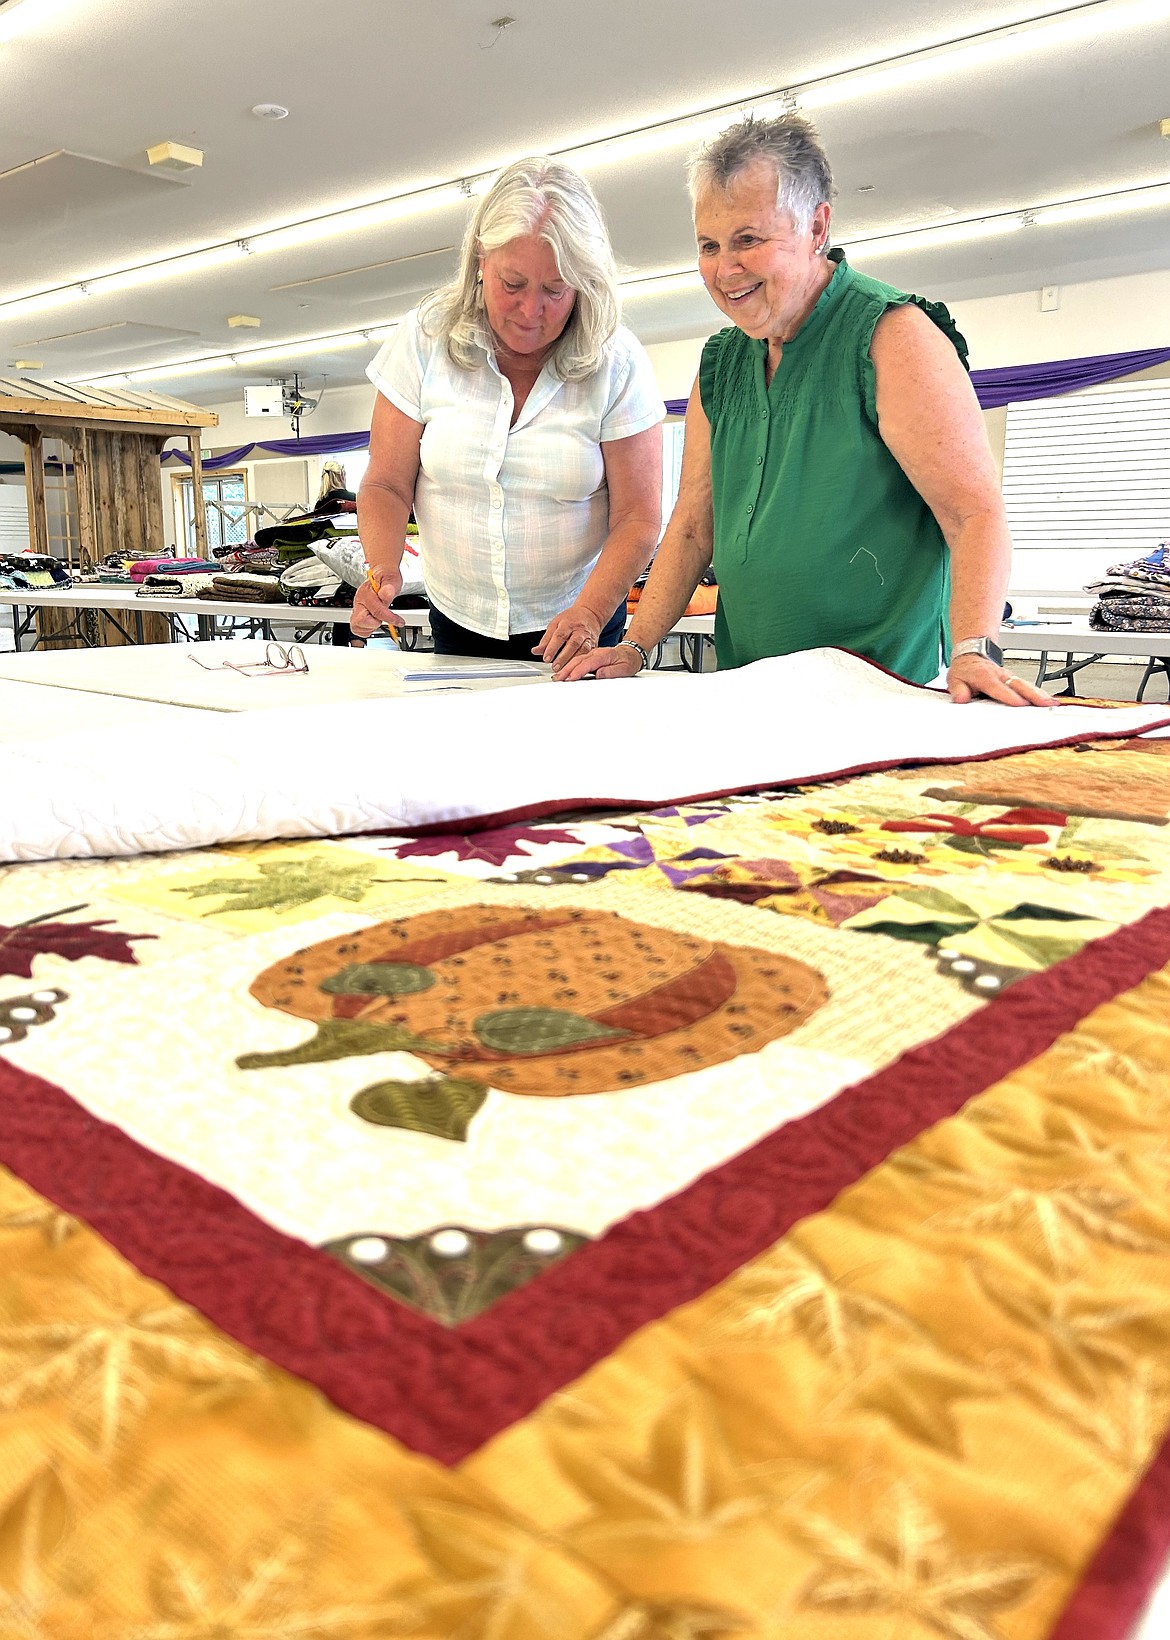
left=366, top=309, right=665, bottom=640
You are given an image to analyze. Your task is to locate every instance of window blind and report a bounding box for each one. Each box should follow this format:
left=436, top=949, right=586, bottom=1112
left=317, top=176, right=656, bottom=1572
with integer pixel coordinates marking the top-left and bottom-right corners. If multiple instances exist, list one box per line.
left=1001, top=382, right=1170, bottom=554
left=0, top=485, right=31, bottom=554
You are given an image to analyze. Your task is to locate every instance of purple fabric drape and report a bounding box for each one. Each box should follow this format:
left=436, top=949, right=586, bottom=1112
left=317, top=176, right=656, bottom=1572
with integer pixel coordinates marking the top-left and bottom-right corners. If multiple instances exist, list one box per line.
left=967, top=346, right=1170, bottom=409
left=158, top=346, right=1168, bottom=465
left=663, top=344, right=1170, bottom=417
left=161, top=429, right=372, bottom=468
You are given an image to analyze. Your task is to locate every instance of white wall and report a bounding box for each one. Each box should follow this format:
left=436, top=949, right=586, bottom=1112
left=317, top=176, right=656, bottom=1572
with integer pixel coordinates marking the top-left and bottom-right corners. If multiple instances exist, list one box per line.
left=948, top=269, right=1170, bottom=370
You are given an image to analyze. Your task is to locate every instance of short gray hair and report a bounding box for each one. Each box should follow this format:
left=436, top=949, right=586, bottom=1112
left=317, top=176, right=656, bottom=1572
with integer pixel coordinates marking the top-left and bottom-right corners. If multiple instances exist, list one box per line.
left=688, top=114, right=834, bottom=234
left=421, top=157, right=620, bottom=381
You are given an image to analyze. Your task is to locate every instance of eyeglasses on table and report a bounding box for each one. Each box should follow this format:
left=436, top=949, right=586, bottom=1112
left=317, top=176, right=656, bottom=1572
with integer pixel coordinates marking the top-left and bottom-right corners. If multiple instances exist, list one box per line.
left=188, top=642, right=309, bottom=676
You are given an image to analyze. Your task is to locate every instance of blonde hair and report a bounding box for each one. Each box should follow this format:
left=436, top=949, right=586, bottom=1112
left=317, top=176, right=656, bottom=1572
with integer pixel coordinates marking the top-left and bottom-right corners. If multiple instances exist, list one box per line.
left=421, top=157, right=620, bottom=381
left=317, top=459, right=347, bottom=501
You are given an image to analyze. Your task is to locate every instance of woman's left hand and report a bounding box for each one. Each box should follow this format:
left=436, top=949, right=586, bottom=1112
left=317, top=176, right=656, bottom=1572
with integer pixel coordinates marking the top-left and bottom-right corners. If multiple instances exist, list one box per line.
left=947, top=653, right=1056, bottom=706
left=533, top=602, right=604, bottom=675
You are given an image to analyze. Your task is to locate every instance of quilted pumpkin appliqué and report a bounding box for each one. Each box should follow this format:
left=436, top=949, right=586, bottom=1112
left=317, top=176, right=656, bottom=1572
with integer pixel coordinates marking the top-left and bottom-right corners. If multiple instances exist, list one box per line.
left=239, top=906, right=829, bottom=1140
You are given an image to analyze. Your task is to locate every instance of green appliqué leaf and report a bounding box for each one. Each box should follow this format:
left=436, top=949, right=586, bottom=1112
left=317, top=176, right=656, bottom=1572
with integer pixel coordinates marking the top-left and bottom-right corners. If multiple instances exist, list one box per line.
left=944, top=835, right=1025, bottom=856
left=897, top=888, right=980, bottom=918
left=236, top=1016, right=453, bottom=1070
left=996, top=902, right=1095, bottom=924
left=320, top=962, right=436, bottom=997
left=176, top=858, right=383, bottom=915
left=473, top=1006, right=629, bottom=1056
left=855, top=919, right=977, bottom=947
left=350, top=1076, right=487, bottom=1141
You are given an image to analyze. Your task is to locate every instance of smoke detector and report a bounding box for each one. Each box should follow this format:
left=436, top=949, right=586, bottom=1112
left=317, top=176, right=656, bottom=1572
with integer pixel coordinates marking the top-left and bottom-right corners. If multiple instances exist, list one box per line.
left=252, top=104, right=290, bottom=121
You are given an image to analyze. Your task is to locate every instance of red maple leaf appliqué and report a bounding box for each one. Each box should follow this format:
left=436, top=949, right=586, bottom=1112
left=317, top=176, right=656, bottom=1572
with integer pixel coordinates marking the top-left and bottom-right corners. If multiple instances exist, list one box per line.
left=387, top=826, right=584, bottom=868
left=0, top=905, right=156, bottom=981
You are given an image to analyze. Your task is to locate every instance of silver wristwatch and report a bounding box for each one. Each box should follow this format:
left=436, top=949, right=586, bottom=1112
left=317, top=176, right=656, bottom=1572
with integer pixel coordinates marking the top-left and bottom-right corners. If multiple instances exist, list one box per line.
left=951, top=636, right=1004, bottom=667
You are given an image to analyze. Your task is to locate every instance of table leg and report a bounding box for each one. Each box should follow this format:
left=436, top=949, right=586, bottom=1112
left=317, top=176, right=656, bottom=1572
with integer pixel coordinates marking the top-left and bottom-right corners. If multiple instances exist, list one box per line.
left=1137, top=659, right=1170, bottom=703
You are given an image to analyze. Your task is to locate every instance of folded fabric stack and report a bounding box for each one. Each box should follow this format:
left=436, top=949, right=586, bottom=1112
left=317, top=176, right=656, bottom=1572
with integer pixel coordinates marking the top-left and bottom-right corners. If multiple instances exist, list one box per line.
left=1087, top=542, right=1170, bottom=631
left=136, top=573, right=217, bottom=598
left=0, top=552, right=73, bottom=590
left=128, top=557, right=215, bottom=582
left=212, top=543, right=282, bottom=573
left=286, top=582, right=355, bottom=610
left=210, top=572, right=287, bottom=604
left=278, top=556, right=350, bottom=609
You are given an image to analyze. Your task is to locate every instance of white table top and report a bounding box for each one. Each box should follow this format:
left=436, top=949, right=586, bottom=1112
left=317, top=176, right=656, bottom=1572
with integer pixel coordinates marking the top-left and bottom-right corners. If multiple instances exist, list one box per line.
left=0, top=679, right=206, bottom=746
left=0, top=583, right=432, bottom=627
left=999, top=621, right=1170, bottom=658
left=0, top=639, right=550, bottom=713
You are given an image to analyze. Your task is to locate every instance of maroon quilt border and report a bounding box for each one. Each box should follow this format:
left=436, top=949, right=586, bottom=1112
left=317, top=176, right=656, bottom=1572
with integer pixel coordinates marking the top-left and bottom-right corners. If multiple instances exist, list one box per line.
left=1048, top=1427, right=1170, bottom=1640
left=2, top=902, right=1170, bottom=1474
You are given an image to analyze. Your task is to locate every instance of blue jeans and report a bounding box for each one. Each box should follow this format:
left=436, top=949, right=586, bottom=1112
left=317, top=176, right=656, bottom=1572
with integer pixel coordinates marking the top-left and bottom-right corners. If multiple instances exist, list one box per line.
left=428, top=603, right=626, bottom=660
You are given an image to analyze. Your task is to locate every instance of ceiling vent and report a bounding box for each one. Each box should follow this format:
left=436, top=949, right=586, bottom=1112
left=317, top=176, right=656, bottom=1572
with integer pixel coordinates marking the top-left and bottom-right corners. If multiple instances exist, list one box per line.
left=146, top=140, right=204, bottom=173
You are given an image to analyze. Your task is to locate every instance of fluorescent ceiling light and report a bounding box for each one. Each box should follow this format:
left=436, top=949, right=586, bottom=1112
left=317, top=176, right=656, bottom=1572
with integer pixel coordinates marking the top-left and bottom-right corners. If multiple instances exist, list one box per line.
left=0, top=0, right=74, bottom=44
left=1033, top=178, right=1170, bottom=224
left=622, top=270, right=706, bottom=297
left=252, top=183, right=468, bottom=254
left=843, top=214, right=1026, bottom=256
left=79, top=324, right=403, bottom=385
left=84, top=244, right=247, bottom=297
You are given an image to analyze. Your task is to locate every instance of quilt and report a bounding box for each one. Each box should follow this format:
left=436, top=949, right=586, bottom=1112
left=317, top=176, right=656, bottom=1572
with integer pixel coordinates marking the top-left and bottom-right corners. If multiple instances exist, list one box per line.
left=3, top=705, right=1170, bottom=1635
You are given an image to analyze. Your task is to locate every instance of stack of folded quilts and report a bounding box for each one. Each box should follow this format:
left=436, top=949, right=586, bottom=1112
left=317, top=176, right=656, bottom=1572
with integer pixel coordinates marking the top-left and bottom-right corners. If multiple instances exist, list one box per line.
left=136, top=573, right=217, bottom=598
left=278, top=555, right=350, bottom=609
left=127, top=557, right=215, bottom=582
left=212, top=542, right=282, bottom=573
left=1087, top=543, right=1170, bottom=631
left=210, top=572, right=287, bottom=604
left=0, top=552, right=73, bottom=590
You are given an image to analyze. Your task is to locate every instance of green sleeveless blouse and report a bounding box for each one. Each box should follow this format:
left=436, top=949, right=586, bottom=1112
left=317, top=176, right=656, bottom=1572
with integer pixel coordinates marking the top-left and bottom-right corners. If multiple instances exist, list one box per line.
left=699, top=250, right=969, bottom=683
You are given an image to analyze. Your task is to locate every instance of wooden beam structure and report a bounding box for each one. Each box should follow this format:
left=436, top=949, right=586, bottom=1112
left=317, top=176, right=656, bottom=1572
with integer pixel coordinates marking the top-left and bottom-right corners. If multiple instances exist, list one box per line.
left=19, top=427, right=49, bottom=557
left=0, top=377, right=219, bottom=644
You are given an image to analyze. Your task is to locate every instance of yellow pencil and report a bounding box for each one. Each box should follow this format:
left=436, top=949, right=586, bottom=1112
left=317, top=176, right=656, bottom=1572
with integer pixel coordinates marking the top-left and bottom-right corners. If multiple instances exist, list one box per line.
left=366, top=566, right=399, bottom=646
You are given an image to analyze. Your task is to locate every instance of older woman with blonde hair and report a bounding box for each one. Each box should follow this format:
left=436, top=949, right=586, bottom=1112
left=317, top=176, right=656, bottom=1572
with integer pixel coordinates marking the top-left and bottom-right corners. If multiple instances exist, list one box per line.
left=351, top=157, right=665, bottom=670
left=562, top=114, right=1051, bottom=706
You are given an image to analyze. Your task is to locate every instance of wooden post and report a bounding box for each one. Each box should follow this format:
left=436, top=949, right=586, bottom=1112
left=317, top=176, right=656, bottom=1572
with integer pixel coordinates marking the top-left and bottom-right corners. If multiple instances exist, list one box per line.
left=65, top=428, right=97, bottom=572
left=188, top=432, right=209, bottom=560
left=20, top=428, right=50, bottom=556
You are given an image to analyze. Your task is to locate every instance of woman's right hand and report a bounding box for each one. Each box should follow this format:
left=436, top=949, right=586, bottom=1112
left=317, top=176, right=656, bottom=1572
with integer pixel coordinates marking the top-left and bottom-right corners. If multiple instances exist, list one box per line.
left=554, top=641, right=645, bottom=682
left=349, top=564, right=404, bottom=639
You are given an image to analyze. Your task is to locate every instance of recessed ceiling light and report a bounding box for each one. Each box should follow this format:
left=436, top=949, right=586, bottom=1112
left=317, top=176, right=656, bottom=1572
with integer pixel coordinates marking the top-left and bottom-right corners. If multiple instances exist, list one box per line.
left=228, top=314, right=261, bottom=328
left=13, top=359, right=43, bottom=370
left=252, top=103, right=289, bottom=121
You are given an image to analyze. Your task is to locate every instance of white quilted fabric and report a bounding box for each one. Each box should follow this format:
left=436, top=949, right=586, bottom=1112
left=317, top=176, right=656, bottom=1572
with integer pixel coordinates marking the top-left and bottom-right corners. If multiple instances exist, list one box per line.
left=3, top=648, right=1169, bottom=862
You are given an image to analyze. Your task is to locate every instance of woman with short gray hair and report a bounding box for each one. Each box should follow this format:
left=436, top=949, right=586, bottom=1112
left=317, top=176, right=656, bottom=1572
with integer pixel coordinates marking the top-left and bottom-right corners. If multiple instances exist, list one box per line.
left=352, top=157, right=664, bottom=670
left=562, top=113, right=1051, bottom=707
